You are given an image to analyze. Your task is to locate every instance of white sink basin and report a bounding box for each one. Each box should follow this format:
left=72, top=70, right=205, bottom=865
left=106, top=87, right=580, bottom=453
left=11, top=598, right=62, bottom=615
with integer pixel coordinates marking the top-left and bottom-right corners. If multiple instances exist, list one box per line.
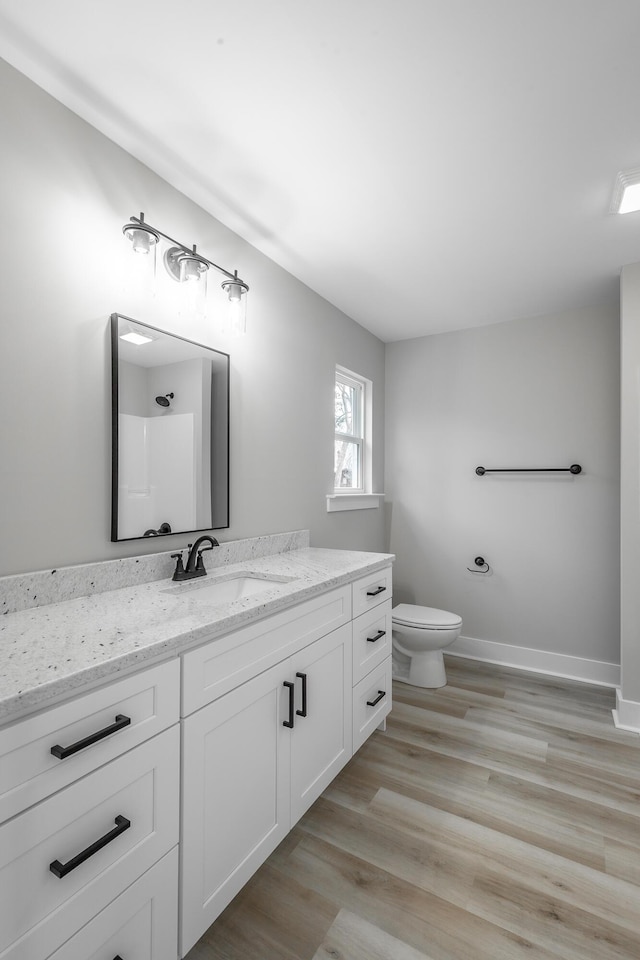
left=163, top=573, right=293, bottom=606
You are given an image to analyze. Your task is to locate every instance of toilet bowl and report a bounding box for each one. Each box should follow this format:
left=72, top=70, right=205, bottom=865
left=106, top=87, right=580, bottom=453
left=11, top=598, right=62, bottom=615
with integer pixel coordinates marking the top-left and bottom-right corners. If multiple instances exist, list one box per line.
left=392, top=603, right=462, bottom=688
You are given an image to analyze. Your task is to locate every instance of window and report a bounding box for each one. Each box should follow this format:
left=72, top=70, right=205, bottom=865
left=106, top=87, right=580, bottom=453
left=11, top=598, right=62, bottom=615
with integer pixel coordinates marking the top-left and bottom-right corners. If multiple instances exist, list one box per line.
left=329, top=366, right=382, bottom=511
left=334, top=368, right=365, bottom=491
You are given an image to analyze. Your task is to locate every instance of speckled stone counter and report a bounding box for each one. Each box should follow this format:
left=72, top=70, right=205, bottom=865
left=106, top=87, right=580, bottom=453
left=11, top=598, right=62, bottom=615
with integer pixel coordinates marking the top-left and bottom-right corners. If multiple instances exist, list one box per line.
left=0, top=535, right=394, bottom=724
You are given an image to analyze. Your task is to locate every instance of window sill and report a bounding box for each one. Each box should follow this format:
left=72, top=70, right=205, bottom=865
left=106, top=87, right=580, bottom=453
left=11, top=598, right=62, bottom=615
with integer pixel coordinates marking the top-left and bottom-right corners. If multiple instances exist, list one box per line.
left=326, top=493, right=385, bottom=513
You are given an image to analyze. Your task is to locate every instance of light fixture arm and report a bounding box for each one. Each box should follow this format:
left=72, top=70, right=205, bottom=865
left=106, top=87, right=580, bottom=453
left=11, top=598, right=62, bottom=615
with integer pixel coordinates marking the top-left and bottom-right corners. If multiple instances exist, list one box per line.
left=125, top=212, right=249, bottom=291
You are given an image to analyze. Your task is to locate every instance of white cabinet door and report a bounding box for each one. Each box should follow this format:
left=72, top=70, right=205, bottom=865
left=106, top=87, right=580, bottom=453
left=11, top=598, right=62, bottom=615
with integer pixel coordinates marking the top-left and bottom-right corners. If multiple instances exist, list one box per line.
left=180, top=660, right=291, bottom=958
left=288, top=623, right=352, bottom=824
left=180, top=624, right=353, bottom=955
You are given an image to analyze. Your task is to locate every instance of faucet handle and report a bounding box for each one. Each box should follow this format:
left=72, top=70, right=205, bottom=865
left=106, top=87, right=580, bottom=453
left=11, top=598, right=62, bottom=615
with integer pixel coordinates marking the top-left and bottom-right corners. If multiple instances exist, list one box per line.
left=171, top=552, right=186, bottom=580
left=195, top=550, right=207, bottom=573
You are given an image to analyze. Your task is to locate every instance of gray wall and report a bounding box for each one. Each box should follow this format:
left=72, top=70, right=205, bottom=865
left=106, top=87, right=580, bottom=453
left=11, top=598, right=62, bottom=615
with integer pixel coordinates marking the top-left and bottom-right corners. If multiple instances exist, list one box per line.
left=385, top=305, right=620, bottom=666
left=0, top=59, right=385, bottom=576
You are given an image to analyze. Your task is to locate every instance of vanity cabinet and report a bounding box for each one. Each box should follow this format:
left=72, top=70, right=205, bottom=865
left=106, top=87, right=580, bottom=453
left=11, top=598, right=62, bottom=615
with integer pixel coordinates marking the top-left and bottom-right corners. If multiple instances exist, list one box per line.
left=0, top=660, right=180, bottom=960
left=0, top=562, right=392, bottom=960
left=179, top=568, right=392, bottom=956
left=180, top=599, right=353, bottom=956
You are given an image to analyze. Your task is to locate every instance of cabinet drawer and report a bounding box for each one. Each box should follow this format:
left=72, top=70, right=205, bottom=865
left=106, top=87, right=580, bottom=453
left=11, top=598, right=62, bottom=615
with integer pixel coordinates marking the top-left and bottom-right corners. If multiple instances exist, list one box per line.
left=351, top=567, right=392, bottom=619
left=353, top=657, right=392, bottom=752
left=0, top=725, right=179, bottom=960
left=48, top=848, right=178, bottom=960
left=0, top=659, right=180, bottom=824
left=352, top=599, right=392, bottom=685
left=182, top=585, right=351, bottom=715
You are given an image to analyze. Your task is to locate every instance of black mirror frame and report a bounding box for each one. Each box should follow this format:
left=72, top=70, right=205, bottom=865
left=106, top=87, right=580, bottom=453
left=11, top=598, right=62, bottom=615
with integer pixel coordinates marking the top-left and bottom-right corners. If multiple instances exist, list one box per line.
left=110, top=313, right=230, bottom=542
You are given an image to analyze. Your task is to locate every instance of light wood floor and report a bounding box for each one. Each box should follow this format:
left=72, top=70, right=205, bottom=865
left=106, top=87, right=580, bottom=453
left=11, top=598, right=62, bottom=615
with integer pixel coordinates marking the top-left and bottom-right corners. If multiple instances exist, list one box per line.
left=186, top=656, right=640, bottom=960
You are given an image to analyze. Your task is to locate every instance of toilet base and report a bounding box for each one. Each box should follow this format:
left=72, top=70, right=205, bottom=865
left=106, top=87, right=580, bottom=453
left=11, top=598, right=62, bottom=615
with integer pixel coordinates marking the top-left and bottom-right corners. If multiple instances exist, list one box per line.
left=392, top=648, right=447, bottom=688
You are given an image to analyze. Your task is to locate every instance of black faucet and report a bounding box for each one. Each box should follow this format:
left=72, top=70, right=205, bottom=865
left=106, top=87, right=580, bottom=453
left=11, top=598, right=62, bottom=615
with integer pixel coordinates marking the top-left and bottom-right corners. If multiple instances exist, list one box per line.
left=171, top=535, right=219, bottom=581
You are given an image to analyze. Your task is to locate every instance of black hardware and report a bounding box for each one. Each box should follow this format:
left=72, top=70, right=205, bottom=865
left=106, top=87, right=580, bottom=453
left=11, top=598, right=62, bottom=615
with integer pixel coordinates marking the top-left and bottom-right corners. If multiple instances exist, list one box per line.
left=366, top=585, right=386, bottom=597
left=467, top=555, right=490, bottom=573
left=173, top=536, right=220, bottom=580
left=475, top=464, right=582, bottom=476
left=366, top=690, right=386, bottom=707
left=143, top=522, right=172, bottom=537
left=113, top=956, right=124, bottom=960
left=49, top=815, right=130, bottom=878
left=51, top=715, right=131, bottom=760
left=283, top=681, right=295, bottom=728
left=366, top=629, right=386, bottom=643
left=296, top=672, right=308, bottom=717
left=171, top=552, right=185, bottom=579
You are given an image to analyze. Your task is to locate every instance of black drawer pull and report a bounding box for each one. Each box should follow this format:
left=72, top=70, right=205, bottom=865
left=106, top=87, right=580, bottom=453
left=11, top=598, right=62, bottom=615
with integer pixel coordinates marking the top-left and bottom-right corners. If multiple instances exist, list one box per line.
left=296, top=671, right=308, bottom=717
left=366, top=585, right=386, bottom=597
left=366, top=629, right=386, bottom=643
left=366, top=690, right=386, bottom=707
left=49, top=815, right=130, bottom=878
left=283, top=681, right=295, bottom=728
left=51, top=714, right=131, bottom=759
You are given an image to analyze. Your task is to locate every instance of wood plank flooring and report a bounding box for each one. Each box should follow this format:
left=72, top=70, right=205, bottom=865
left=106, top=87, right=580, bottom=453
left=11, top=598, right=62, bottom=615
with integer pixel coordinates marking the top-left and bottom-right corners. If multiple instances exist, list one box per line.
left=186, top=657, right=640, bottom=960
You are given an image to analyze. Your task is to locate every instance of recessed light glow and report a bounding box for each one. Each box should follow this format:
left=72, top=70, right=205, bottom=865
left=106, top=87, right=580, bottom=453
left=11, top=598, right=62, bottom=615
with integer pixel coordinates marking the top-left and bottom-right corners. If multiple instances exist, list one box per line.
left=120, top=331, right=153, bottom=345
left=612, top=167, right=640, bottom=214
left=619, top=182, right=640, bottom=214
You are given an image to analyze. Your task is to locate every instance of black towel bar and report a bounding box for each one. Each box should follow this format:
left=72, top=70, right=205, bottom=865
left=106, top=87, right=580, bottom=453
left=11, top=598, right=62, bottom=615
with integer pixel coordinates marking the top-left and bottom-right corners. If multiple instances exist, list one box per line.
left=475, top=464, right=582, bottom=476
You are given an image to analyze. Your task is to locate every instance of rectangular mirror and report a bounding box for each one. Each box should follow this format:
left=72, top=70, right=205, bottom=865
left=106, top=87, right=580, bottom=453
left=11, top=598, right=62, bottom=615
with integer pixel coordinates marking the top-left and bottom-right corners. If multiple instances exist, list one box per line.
left=111, top=313, right=229, bottom=541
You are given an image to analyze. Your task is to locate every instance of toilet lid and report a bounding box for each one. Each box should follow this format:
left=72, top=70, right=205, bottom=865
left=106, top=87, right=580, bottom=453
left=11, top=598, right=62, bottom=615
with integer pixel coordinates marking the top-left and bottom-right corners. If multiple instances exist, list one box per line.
left=392, top=603, right=462, bottom=629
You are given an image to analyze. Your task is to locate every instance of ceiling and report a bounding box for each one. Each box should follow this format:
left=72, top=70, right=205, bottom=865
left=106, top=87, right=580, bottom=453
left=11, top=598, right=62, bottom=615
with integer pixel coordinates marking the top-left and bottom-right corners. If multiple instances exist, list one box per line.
left=1, top=0, right=640, bottom=342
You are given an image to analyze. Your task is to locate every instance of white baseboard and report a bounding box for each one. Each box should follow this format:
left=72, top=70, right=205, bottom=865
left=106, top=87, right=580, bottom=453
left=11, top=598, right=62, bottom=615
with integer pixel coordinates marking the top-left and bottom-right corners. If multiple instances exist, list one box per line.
left=612, top=689, right=640, bottom=734
left=447, top=634, right=620, bottom=688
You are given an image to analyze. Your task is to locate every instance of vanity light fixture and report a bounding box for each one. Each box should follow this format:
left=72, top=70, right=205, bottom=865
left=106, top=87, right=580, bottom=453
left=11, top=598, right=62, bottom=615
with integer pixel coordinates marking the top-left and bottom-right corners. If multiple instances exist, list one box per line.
left=122, top=212, right=249, bottom=326
left=611, top=167, right=640, bottom=214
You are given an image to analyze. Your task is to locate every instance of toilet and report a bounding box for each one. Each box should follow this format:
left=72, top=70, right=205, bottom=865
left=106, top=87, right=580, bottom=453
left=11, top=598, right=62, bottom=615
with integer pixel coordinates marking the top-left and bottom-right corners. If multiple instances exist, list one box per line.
left=392, top=603, right=463, bottom=688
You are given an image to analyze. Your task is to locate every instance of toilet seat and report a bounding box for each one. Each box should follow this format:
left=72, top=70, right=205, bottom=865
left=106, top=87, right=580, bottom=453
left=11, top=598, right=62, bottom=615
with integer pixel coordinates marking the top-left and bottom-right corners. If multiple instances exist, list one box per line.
left=392, top=603, right=462, bottom=630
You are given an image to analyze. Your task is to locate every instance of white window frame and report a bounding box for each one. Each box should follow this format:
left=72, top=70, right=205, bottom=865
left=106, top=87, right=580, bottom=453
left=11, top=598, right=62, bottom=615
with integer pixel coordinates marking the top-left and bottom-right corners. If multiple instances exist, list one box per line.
left=328, top=365, right=383, bottom=512
left=334, top=367, right=365, bottom=492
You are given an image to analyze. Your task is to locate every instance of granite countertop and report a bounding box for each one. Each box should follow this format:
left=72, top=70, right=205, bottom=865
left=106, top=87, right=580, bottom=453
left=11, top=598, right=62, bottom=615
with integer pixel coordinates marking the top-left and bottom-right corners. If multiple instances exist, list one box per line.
left=0, top=546, right=394, bottom=724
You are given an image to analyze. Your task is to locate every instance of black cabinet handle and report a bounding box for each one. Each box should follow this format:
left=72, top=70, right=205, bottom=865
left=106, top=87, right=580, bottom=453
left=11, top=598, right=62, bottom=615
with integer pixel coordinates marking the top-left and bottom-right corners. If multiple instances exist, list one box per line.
left=366, top=585, right=386, bottom=597
left=366, top=629, right=386, bottom=643
left=49, top=815, right=130, bottom=878
left=51, top=714, right=131, bottom=760
left=283, top=681, right=295, bottom=728
left=366, top=690, right=386, bottom=707
left=295, top=671, right=308, bottom=717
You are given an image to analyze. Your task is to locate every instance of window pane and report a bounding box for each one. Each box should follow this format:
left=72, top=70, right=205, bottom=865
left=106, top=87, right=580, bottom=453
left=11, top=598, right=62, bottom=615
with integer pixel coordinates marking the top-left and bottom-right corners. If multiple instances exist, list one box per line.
left=335, top=380, right=358, bottom=435
left=335, top=439, right=360, bottom=489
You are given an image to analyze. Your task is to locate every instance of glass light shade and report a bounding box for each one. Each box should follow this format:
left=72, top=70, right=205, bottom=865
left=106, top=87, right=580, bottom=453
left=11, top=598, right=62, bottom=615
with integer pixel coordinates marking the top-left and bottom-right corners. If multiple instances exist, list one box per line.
left=122, top=226, right=157, bottom=299
left=227, top=293, right=247, bottom=335
left=221, top=279, right=248, bottom=334
left=179, top=260, right=208, bottom=320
